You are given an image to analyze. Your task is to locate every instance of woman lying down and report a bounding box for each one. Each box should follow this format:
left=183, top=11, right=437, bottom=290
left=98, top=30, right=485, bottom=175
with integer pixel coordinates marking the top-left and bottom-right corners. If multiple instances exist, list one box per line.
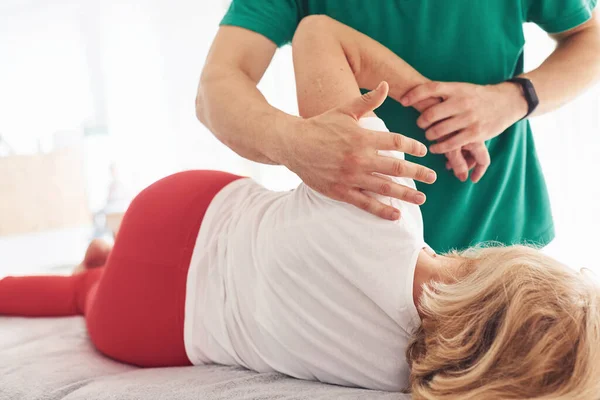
left=2, top=17, right=599, bottom=400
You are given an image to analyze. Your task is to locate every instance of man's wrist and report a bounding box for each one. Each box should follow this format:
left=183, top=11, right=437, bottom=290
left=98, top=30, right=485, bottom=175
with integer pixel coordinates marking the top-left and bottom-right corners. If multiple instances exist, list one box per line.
left=267, top=112, right=302, bottom=167
left=495, top=81, right=529, bottom=123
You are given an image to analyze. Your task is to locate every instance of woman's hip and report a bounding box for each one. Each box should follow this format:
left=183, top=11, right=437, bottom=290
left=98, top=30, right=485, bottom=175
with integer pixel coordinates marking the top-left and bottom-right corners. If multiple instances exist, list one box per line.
left=111, top=170, right=245, bottom=264
left=86, top=170, right=244, bottom=367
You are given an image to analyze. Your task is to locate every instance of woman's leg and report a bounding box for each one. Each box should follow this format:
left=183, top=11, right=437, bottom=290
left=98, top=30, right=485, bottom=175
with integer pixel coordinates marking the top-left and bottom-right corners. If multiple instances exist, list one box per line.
left=0, top=269, right=104, bottom=317
left=0, top=240, right=110, bottom=317
left=72, top=239, right=113, bottom=275
left=0, top=170, right=244, bottom=368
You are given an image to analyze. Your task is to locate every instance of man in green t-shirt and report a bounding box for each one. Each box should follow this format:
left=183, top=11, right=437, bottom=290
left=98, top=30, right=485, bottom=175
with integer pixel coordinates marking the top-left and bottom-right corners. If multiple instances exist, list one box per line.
left=196, top=1, right=600, bottom=253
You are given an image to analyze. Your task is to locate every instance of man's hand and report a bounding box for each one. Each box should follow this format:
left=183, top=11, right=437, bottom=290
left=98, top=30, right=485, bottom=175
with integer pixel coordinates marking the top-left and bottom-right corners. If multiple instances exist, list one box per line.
left=400, top=81, right=528, bottom=154
left=281, top=82, right=437, bottom=221
left=412, top=95, right=491, bottom=183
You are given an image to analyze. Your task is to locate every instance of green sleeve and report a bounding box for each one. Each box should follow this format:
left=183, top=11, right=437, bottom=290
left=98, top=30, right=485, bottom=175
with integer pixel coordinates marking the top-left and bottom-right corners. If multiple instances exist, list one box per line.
left=220, top=0, right=305, bottom=47
left=524, top=0, right=597, bottom=33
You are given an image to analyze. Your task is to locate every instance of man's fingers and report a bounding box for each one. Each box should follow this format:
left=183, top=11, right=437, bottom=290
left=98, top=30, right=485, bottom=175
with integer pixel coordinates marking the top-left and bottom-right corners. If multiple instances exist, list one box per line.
left=446, top=149, right=469, bottom=182
left=471, top=164, right=488, bottom=183
left=344, top=188, right=400, bottom=221
left=370, top=155, right=437, bottom=184
left=340, top=81, right=390, bottom=120
left=401, top=81, right=449, bottom=107
left=444, top=142, right=489, bottom=183
left=465, top=142, right=491, bottom=166
left=417, top=100, right=463, bottom=131
left=465, top=156, right=477, bottom=170
left=371, top=131, right=428, bottom=157
left=464, top=143, right=491, bottom=183
left=424, top=113, right=471, bottom=141
left=412, top=97, right=442, bottom=113
left=359, top=175, right=427, bottom=205
left=430, top=130, right=472, bottom=154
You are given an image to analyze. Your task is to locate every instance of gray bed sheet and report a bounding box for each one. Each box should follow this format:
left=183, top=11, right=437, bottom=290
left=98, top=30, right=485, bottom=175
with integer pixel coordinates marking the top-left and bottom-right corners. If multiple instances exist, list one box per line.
left=0, top=317, right=409, bottom=400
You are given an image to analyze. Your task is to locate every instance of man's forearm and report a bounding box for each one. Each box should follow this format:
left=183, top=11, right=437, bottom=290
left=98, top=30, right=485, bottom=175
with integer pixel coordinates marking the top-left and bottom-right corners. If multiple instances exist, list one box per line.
left=522, top=16, right=600, bottom=116
left=197, top=68, right=298, bottom=165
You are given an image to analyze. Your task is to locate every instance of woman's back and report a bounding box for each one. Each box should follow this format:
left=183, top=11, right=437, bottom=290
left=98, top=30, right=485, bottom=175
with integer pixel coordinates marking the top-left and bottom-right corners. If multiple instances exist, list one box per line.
left=184, top=168, right=427, bottom=390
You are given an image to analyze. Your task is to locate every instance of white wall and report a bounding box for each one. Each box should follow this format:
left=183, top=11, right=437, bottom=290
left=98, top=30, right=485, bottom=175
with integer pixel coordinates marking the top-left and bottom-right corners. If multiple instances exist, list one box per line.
left=524, top=24, right=600, bottom=269
left=0, top=2, right=94, bottom=152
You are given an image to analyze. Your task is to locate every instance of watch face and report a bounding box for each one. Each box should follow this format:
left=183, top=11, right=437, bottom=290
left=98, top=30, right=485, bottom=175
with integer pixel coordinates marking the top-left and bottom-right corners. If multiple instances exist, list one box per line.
left=513, top=78, right=539, bottom=116
left=525, top=82, right=539, bottom=106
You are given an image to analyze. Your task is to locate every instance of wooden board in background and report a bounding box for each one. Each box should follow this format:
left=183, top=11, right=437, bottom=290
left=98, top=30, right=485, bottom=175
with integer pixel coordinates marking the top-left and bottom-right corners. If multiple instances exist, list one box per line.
left=0, top=147, right=91, bottom=236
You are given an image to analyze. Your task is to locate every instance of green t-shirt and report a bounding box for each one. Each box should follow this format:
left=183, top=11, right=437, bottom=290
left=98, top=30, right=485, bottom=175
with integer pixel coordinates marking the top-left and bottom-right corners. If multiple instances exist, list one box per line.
left=221, top=0, right=597, bottom=253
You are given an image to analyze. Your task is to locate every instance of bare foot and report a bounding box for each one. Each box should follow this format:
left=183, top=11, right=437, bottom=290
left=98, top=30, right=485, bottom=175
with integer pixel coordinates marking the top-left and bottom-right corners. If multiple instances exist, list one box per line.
left=72, top=239, right=113, bottom=275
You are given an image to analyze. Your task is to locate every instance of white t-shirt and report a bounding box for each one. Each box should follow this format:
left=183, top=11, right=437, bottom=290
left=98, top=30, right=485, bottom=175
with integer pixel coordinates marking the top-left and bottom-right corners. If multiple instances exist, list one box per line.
left=184, top=118, right=426, bottom=391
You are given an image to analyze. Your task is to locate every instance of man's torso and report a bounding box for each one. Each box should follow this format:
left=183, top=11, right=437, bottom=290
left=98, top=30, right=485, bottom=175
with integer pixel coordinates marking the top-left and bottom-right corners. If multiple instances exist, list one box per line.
left=220, top=0, right=594, bottom=250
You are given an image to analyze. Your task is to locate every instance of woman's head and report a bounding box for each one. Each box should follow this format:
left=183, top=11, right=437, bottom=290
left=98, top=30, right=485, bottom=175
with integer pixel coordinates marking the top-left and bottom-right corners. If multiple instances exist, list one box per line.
left=407, top=245, right=600, bottom=400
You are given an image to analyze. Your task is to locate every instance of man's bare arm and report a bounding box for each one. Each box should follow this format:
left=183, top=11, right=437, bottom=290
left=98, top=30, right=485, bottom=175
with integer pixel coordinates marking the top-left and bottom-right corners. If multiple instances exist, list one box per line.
left=197, top=21, right=431, bottom=165
left=524, top=11, right=600, bottom=116
left=197, top=22, right=434, bottom=220
left=196, top=26, right=292, bottom=165
left=291, top=15, right=489, bottom=182
left=401, top=11, right=600, bottom=155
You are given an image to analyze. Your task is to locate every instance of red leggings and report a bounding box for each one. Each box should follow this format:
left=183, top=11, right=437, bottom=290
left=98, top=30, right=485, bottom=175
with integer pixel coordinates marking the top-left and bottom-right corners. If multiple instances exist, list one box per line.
left=0, top=170, right=244, bottom=367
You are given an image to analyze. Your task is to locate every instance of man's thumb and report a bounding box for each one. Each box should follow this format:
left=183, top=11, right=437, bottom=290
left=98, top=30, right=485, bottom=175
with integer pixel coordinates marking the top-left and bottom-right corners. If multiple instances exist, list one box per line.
left=339, top=81, right=389, bottom=120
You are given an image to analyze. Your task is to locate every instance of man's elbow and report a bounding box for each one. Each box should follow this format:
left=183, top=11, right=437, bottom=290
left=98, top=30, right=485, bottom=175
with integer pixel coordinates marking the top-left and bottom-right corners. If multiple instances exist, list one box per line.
left=195, top=90, right=207, bottom=126
left=557, top=22, right=600, bottom=78
left=587, top=25, right=600, bottom=77
left=592, top=24, right=600, bottom=60
left=195, top=71, right=212, bottom=126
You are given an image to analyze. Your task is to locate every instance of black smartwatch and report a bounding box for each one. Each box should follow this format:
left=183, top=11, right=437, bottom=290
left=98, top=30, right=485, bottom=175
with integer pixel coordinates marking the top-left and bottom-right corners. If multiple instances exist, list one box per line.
left=506, top=77, right=539, bottom=120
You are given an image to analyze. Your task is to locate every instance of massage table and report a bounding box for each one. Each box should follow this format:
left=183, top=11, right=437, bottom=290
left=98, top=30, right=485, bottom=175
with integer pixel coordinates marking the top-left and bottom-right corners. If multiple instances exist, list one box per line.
left=0, top=316, right=409, bottom=399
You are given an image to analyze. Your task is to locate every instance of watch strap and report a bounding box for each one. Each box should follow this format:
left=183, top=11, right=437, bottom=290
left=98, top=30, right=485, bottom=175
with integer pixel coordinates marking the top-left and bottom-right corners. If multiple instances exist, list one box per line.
left=506, top=77, right=539, bottom=120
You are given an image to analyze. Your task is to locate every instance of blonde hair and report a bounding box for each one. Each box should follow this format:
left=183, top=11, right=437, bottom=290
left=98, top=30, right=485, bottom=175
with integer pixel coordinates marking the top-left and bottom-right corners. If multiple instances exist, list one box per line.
left=406, top=245, right=600, bottom=400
